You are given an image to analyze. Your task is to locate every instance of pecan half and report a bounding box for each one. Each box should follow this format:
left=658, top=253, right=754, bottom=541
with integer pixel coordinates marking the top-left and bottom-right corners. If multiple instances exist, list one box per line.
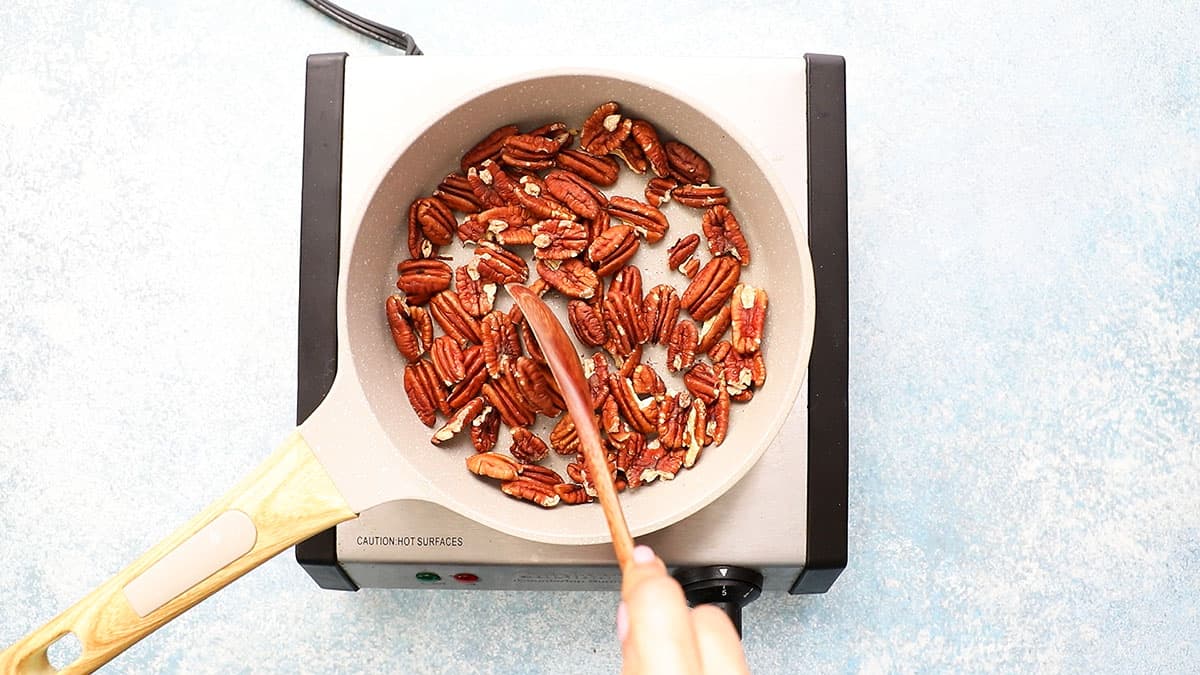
left=431, top=396, right=485, bottom=446
left=609, top=265, right=643, bottom=305
left=657, top=392, right=690, bottom=451
left=618, top=345, right=643, bottom=379
left=730, top=284, right=768, bottom=355
left=666, top=319, right=699, bottom=373
left=470, top=241, right=529, bottom=284
left=643, top=449, right=686, bottom=484
left=612, top=135, right=649, bottom=174
left=477, top=159, right=521, bottom=206
left=521, top=463, right=565, bottom=486
left=701, top=205, right=751, bottom=264
left=455, top=264, right=496, bottom=318
left=395, top=259, right=453, bottom=306
left=500, top=477, right=561, bottom=507
left=470, top=404, right=501, bottom=452
left=466, top=165, right=508, bottom=209
left=515, top=356, right=564, bottom=417
left=587, top=224, right=640, bottom=278
left=519, top=173, right=547, bottom=198
left=696, top=304, right=732, bottom=354
left=461, top=124, right=519, bottom=172
left=556, top=149, right=620, bottom=186
left=723, top=350, right=766, bottom=403
left=707, top=388, right=730, bottom=447
left=666, top=234, right=700, bottom=275
left=480, top=310, right=521, bottom=378
left=580, top=101, right=632, bottom=156
left=527, top=121, right=572, bottom=147
left=645, top=176, right=678, bottom=208
left=476, top=205, right=534, bottom=246
left=544, top=169, right=607, bottom=219
left=567, top=299, right=607, bottom=347
left=434, top=172, right=482, bottom=213
left=412, top=306, right=435, bottom=353
left=607, top=196, right=669, bottom=244
left=550, top=414, right=580, bottom=456
left=602, top=290, right=648, bottom=361
left=386, top=294, right=430, bottom=361
left=683, top=361, right=722, bottom=405
left=532, top=218, right=589, bottom=260
left=609, top=373, right=658, bottom=435
left=411, top=196, right=456, bottom=246
left=625, top=438, right=665, bottom=489
left=512, top=186, right=576, bottom=222
left=707, top=339, right=732, bottom=365
left=466, top=451, right=522, bottom=481
left=569, top=449, right=618, bottom=496
left=404, top=358, right=448, bottom=427
left=664, top=140, right=711, bottom=184
left=500, top=123, right=569, bottom=171
left=498, top=227, right=543, bottom=252
left=631, top=363, right=666, bottom=398
left=537, top=259, right=599, bottom=299
left=683, top=398, right=711, bottom=468
left=509, top=427, right=550, bottom=464
left=448, top=345, right=488, bottom=410
left=587, top=209, right=612, bottom=243
left=679, top=258, right=700, bottom=278
left=673, top=184, right=729, bottom=209
left=407, top=202, right=434, bottom=259
left=681, top=257, right=740, bottom=322
left=456, top=213, right=489, bottom=245
left=630, top=120, right=671, bottom=177
left=600, top=395, right=625, bottom=435
left=483, top=365, right=536, bottom=427
left=642, top=284, right=681, bottom=345
left=555, top=483, right=591, bottom=505
left=430, top=290, right=483, bottom=345
left=430, top=334, right=466, bottom=387
left=584, top=352, right=613, bottom=411
left=599, top=429, right=631, bottom=478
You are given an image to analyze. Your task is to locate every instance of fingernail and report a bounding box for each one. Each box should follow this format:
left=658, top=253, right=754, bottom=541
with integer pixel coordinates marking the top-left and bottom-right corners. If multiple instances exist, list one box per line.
left=633, top=545, right=655, bottom=565
left=616, top=601, right=629, bottom=642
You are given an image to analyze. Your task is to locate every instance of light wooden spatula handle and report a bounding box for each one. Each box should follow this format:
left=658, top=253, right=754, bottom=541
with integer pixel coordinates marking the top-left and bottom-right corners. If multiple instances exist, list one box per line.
left=0, top=432, right=356, bottom=674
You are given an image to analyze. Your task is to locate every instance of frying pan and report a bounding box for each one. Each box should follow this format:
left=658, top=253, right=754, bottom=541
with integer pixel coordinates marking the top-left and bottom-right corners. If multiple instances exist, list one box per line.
left=0, top=68, right=816, bottom=673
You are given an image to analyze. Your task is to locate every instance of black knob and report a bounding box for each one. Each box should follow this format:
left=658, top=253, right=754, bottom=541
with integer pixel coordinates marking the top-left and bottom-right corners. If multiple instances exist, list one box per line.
left=672, top=566, right=763, bottom=639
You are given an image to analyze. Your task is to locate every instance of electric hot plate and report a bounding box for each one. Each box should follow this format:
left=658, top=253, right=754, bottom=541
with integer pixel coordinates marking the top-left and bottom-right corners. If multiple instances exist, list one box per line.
left=294, top=54, right=847, bottom=632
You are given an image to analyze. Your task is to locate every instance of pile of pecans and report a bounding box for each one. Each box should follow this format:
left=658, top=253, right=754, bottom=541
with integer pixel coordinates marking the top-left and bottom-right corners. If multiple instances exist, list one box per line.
left=386, top=101, right=769, bottom=508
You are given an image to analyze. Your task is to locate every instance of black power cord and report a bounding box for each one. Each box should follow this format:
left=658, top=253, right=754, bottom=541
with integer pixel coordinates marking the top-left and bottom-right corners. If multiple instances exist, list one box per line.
left=302, top=0, right=422, bottom=54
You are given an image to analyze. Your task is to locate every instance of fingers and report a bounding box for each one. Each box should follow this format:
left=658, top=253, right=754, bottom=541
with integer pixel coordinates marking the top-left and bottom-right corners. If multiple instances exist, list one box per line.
left=692, top=605, right=751, bottom=675
left=620, top=543, right=668, bottom=598
left=619, top=546, right=701, bottom=675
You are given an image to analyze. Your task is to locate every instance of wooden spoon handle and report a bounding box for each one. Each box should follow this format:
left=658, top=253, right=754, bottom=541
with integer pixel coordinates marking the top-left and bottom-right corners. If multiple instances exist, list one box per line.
left=505, top=284, right=636, bottom=571
left=0, top=432, right=356, bottom=674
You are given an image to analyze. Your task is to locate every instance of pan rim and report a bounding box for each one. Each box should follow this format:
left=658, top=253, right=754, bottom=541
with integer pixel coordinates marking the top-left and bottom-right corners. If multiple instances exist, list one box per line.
left=339, top=65, right=816, bottom=544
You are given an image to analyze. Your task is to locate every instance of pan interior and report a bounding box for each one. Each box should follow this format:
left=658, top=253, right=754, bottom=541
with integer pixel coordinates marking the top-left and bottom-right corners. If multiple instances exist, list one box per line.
left=344, top=72, right=813, bottom=544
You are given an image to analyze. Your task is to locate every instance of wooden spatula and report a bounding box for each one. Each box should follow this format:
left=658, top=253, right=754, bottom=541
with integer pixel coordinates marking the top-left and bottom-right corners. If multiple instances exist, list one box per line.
left=506, top=284, right=636, bottom=570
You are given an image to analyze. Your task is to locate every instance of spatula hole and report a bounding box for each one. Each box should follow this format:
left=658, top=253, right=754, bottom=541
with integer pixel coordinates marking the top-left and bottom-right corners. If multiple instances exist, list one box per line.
left=46, top=631, right=82, bottom=670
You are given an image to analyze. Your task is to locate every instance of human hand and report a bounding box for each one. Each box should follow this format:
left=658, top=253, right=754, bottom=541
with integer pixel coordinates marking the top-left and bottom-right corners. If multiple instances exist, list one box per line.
left=618, top=545, right=750, bottom=675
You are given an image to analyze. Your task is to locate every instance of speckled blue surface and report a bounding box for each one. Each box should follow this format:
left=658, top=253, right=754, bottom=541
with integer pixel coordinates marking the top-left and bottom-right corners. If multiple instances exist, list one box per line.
left=2, top=2, right=1199, bottom=673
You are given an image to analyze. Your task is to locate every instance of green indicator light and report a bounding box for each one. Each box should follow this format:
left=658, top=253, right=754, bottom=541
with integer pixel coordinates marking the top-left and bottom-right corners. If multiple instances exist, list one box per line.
left=415, top=571, right=441, bottom=582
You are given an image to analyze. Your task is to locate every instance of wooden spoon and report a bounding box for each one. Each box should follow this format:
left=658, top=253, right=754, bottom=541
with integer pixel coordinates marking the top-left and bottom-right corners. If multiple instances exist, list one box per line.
left=506, top=284, right=635, bottom=570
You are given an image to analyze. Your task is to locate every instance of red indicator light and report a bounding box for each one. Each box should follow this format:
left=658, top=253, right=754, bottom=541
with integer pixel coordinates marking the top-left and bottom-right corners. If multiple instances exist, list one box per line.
left=453, top=573, right=479, bottom=583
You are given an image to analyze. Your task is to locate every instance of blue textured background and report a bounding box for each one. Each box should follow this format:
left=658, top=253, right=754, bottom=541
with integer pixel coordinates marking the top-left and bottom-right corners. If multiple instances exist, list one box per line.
left=2, top=1, right=1198, bottom=672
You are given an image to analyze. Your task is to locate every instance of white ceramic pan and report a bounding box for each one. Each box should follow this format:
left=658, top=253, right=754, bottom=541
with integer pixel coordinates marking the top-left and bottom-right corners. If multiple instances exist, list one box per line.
left=0, top=69, right=815, bottom=673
